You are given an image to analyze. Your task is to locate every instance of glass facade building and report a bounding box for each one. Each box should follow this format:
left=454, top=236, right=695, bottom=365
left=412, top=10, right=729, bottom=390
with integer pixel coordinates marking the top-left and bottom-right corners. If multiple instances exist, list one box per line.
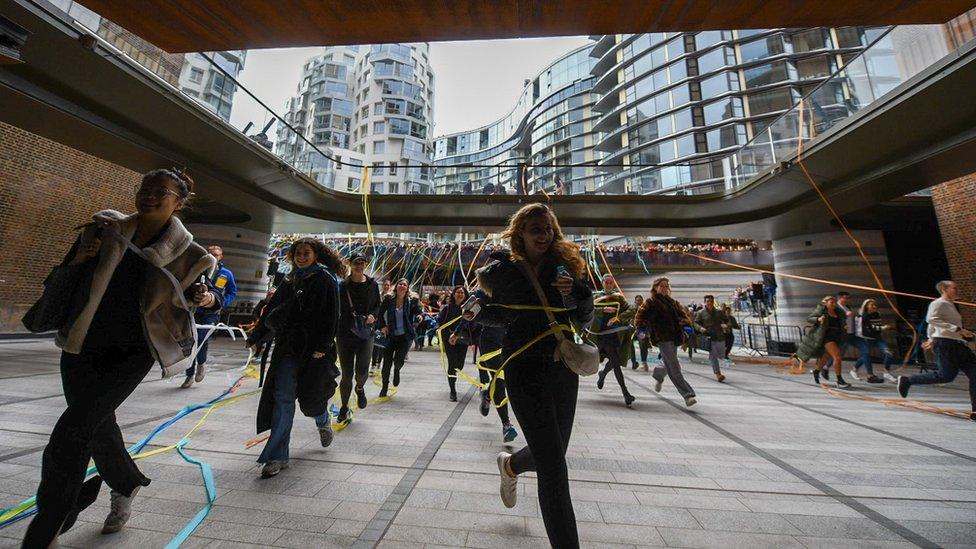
left=276, top=44, right=435, bottom=194
left=433, top=28, right=882, bottom=196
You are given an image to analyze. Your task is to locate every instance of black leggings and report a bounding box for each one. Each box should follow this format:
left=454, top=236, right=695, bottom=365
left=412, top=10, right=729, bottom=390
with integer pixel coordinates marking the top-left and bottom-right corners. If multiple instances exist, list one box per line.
left=639, top=337, right=650, bottom=362
left=507, top=356, right=579, bottom=548
left=444, top=342, right=468, bottom=394
left=24, top=347, right=154, bottom=547
left=337, top=336, right=373, bottom=410
left=597, top=335, right=631, bottom=398
left=382, top=334, right=411, bottom=390
left=724, top=331, right=734, bottom=359
left=478, top=351, right=510, bottom=425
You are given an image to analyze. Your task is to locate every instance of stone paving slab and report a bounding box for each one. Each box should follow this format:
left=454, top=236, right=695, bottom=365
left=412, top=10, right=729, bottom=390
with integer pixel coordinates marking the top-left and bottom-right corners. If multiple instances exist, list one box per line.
left=0, top=338, right=973, bottom=548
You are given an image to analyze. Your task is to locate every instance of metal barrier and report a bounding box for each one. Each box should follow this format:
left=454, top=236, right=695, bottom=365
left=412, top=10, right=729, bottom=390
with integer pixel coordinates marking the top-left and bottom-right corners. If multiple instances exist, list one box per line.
left=743, top=323, right=803, bottom=356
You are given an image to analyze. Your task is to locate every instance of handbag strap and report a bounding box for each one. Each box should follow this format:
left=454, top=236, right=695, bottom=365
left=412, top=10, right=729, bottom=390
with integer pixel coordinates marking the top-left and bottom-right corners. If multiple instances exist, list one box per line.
left=105, top=227, right=190, bottom=311
left=516, top=261, right=567, bottom=344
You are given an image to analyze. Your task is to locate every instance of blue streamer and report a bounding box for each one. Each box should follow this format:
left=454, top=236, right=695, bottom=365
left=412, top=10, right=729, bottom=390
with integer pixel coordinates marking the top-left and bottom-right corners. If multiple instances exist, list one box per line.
left=164, top=440, right=217, bottom=549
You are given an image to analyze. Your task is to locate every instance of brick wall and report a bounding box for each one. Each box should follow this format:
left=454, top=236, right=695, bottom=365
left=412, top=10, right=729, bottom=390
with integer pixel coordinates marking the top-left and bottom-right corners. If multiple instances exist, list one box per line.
left=930, top=173, right=976, bottom=326
left=0, top=121, right=138, bottom=332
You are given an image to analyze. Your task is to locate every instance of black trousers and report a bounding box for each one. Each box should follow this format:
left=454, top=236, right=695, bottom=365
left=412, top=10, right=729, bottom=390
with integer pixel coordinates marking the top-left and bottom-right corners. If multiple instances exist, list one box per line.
left=597, top=335, right=631, bottom=398
left=381, top=333, right=411, bottom=391
left=507, top=356, right=579, bottom=548
left=24, top=347, right=153, bottom=547
left=724, top=331, right=734, bottom=359
left=478, top=352, right=510, bottom=425
left=444, top=342, right=468, bottom=394
left=337, top=336, right=373, bottom=410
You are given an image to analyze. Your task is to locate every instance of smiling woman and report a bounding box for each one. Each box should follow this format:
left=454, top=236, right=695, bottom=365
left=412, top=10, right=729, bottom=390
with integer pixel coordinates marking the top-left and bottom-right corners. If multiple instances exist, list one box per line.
left=22, top=168, right=223, bottom=547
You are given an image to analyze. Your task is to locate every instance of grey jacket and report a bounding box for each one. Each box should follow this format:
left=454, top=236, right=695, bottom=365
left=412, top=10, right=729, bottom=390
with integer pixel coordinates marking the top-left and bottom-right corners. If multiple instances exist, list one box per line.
left=56, top=210, right=218, bottom=375
left=927, top=297, right=966, bottom=342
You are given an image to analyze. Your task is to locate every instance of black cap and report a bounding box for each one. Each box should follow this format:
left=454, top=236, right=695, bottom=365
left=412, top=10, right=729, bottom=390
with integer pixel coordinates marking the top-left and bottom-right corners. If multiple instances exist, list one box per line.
left=350, top=253, right=369, bottom=263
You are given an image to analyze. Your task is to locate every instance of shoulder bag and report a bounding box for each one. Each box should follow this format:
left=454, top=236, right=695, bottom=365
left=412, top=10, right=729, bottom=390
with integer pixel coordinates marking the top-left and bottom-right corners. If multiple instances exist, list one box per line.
left=517, top=261, right=600, bottom=376
left=345, top=283, right=373, bottom=341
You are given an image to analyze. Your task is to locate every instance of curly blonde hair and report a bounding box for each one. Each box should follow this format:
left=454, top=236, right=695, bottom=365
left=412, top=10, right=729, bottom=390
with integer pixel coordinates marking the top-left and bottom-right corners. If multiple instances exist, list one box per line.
left=501, top=203, right=585, bottom=278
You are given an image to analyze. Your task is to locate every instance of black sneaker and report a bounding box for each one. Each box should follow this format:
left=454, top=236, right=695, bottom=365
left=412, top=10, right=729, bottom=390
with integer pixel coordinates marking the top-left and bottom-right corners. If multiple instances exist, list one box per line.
left=450, top=391, right=457, bottom=402
left=836, top=377, right=852, bottom=389
left=479, top=392, right=491, bottom=417
left=356, top=387, right=368, bottom=409
left=597, top=371, right=606, bottom=390
left=866, top=375, right=884, bottom=384
left=821, top=368, right=830, bottom=381
left=336, top=407, right=349, bottom=424
left=379, top=387, right=388, bottom=398
left=813, top=369, right=821, bottom=385
left=393, top=369, right=401, bottom=387
left=897, top=376, right=910, bottom=398
left=624, top=394, right=636, bottom=408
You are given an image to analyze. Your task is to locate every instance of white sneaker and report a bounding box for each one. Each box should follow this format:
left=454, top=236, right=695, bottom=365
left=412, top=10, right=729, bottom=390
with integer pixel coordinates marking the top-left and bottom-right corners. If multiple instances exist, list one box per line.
left=884, top=372, right=897, bottom=382
left=496, top=452, right=517, bottom=508
left=684, top=395, right=697, bottom=407
left=194, top=363, right=206, bottom=382
left=102, top=486, right=139, bottom=534
left=653, top=378, right=663, bottom=393
left=849, top=369, right=860, bottom=381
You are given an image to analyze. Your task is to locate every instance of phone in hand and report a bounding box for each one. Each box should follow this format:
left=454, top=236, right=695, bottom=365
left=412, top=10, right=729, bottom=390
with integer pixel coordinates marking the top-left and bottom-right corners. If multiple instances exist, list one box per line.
left=194, top=275, right=208, bottom=295
left=461, top=295, right=481, bottom=318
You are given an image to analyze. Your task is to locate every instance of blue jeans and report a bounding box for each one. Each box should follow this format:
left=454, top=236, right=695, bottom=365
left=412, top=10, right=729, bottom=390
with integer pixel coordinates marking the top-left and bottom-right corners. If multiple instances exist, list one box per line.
left=258, top=355, right=330, bottom=463
left=186, top=313, right=219, bottom=377
left=853, top=336, right=893, bottom=374
left=908, top=338, right=976, bottom=411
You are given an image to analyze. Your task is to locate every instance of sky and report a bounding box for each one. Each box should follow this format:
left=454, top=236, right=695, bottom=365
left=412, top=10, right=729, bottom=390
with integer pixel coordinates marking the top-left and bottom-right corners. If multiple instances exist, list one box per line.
left=229, top=36, right=592, bottom=139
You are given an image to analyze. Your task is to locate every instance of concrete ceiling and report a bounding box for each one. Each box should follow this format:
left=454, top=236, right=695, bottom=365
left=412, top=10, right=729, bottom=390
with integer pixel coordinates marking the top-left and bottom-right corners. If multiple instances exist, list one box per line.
left=75, top=0, right=976, bottom=52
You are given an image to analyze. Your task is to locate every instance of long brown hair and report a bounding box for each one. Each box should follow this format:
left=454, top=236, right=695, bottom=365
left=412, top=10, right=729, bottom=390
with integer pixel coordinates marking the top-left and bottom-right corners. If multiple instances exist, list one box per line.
left=501, top=203, right=584, bottom=278
left=286, top=237, right=348, bottom=277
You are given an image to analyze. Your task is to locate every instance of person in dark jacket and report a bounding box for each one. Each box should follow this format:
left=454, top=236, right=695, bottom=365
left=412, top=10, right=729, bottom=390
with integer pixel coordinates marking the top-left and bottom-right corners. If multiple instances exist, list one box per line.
left=469, top=203, right=594, bottom=549
left=693, top=295, right=730, bottom=382
left=335, top=254, right=381, bottom=423
left=246, top=237, right=343, bottom=479
left=634, top=277, right=697, bottom=406
left=851, top=299, right=895, bottom=383
left=22, top=170, right=223, bottom=547
left=723, top=305, right=739, bottom=361
left=797, top=296, right=851, bottom=388
left=377, top=278, right=422, bottom=396
left=371, top=278, right=393, bottom=372
left=630, top=295, right=647, bottom=370
left=591, top=274, right=636, bottom=406
left=182, top=244, right=238, bottom=388
left=439, top=285, right=472, bottom=401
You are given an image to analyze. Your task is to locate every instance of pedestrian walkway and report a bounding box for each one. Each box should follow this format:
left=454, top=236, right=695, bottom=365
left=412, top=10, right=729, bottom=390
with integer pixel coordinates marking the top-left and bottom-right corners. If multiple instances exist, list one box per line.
left=0, top=339, right=974, bottom=548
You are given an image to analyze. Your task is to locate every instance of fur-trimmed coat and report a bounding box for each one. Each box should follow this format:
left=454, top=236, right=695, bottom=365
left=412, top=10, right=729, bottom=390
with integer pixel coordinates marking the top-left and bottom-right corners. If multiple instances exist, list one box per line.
left=55, top=210, right=219, bottom=375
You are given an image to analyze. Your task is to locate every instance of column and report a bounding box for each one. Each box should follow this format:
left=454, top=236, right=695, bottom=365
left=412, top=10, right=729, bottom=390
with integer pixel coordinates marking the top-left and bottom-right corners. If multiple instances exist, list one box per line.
left=186, top=224, right=270, bottom=310
left=773, top=231, right=895, bottom=327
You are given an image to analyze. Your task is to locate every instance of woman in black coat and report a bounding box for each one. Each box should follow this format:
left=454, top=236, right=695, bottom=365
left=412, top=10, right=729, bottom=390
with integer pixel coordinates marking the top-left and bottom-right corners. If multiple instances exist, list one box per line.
left=438, top=285, right=471, bottom=401
left=469, top=203, right=593, bottom=549
left=376, top=278, right=423, bottom=396
left=247, top=237, right=344, bottom=479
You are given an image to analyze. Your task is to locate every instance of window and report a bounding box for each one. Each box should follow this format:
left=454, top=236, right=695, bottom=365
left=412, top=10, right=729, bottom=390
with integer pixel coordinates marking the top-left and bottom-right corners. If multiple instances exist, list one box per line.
left=410, top=122, right=427, bottom=139
left=748, top=87, right=795, bottom=115
left=389, top=182, right=399, bottom=194
left=372, top=162, right=385, bottom=176
left=389, top=162, right=398, bottom=175
left=373, top=141, right=385, bottom=154
left=374, top=103, right=384, bottom=116
left=188, top=67, right=204, bottom=84
left=323, top=63, right=346, bottom=79
left=389, top=118, right=409, bottom=135
left=744, top=61, right=790, bottom=88
left=739, top=35, right=787, bottom=63
left=325, top=81, right=347, bottom=95
left=348, top=178, right=360, bottom=192
left=373, top=121, right=386, bottom=134
left=791, top=28, right=828, bottom=53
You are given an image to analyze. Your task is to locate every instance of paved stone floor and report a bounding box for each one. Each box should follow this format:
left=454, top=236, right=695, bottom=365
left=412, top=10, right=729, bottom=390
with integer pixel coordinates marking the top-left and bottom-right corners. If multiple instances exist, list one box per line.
left=0, top=338, right=974, bottom=548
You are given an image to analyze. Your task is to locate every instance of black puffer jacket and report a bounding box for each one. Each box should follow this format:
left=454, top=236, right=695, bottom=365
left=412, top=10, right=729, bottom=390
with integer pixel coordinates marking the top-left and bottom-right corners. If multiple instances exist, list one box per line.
left=475, top=250, right=593, bottom=360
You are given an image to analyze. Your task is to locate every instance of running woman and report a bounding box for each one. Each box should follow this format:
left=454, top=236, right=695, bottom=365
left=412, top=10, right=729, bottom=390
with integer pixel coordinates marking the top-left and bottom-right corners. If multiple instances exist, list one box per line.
left=634, top=277, right=698, bottom=407
left=592, top=274, right=636, bottom=407
left=469, top=203, right=593, bottom=548
left=797, top=296, right=852, bottom=388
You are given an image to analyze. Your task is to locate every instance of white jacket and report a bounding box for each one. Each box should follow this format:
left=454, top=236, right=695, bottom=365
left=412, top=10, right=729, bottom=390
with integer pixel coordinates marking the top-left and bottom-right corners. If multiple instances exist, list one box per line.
left=926, top=297, right=965, bottom=342
left=56, top=210, right=217, bottom=375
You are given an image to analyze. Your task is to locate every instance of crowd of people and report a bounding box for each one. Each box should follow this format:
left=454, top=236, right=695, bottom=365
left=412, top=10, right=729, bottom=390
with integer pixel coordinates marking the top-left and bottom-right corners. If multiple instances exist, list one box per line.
left=15, top=169, right=976, bottom=549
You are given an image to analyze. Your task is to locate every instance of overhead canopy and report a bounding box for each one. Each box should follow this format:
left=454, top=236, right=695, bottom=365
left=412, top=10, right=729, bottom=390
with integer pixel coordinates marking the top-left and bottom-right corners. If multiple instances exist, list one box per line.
left=76, top=0, right=976, bottom=52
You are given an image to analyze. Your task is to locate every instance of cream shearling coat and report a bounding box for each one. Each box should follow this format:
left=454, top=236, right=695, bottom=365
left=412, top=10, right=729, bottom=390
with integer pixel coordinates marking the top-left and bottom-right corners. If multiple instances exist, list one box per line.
left=55, top=210, right=217, bottom=376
